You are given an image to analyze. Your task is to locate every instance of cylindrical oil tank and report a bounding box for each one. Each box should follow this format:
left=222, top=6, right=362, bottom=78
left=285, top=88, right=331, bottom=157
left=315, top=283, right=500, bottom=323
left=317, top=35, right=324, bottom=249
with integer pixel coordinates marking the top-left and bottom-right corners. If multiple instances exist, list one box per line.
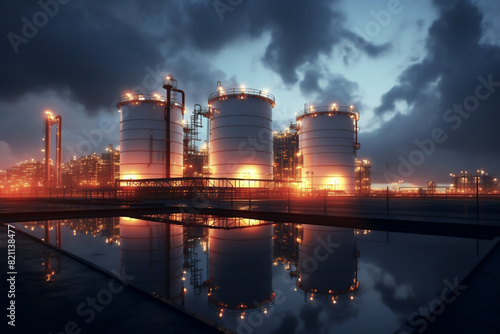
left=119, top=217, right=184, bottom=299
left=297, top=105, right=359, bottom=193
left=208, top=86, right=276, bottom=180
left=209, top=225, right=274, bottom=310
left=298, top=225, right=358, bottom=295
left=117, top=93, right=183, bottom=179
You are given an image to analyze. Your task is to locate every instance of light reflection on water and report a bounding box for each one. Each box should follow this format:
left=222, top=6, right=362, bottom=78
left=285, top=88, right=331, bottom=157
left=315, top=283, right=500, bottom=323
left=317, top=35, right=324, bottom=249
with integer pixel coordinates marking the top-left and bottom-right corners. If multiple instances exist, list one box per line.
left=16, top=216, right=491, bottom=334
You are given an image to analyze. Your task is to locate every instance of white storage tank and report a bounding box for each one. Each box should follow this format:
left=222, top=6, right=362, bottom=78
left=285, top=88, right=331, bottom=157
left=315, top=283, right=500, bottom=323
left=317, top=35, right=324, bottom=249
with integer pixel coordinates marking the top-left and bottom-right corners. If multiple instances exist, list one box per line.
left=117, top=93, right=183, bottom=179
left=207, top=85, right=275, bottom=180
left=119, top=217, right=184, bottom=299
left=209, top=225, right=274, bottom=312
left=297, top=104, right=359, bottom=193
left=298, top=225, right=359, bottom=297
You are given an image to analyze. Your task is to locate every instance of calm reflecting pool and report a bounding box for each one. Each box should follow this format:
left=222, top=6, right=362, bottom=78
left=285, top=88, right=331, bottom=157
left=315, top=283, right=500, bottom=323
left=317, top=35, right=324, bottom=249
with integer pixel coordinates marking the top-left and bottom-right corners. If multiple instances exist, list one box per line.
left=16, top=215, right=491, bottom=334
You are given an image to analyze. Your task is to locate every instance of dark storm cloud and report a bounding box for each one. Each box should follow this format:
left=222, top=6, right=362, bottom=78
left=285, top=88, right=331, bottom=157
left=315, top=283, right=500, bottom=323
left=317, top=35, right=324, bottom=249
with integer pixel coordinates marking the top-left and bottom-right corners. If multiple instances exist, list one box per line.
left=299, top=69, right=323, bottom=96
left=343, top=29, right=392, bottom=59
left=271, top=295, right=360, bottom=334
left=253, top=1, right=390, bottom=85
left=299, top=68, right=361, bottom=107
left=165, top=0, right=391, bottom=85
left=0, top=1, right=235, bottom=116
left=362, top=0, right=500, bottom=183
left=257, top=1, right=346, bottom=85
left=298, top=303, right=323, bottom=333
left=369, top=273, right=416, bottom=323
left=302, top=298, right=360, bottom=332
left=358, top=232, right=480, bottom=327
left=272, top=314, right=299, bottom=334
left=1, top=1, right=168, bottom=114
left=316, top=75, right=360, bottom=106
left=1, top=0, right=390, bottom=116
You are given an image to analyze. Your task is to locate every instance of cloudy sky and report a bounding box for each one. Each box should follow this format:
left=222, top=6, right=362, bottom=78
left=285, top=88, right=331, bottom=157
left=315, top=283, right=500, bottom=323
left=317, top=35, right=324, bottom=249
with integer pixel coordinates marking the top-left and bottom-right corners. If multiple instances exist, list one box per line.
left=1, top=0, right=500, bottom=185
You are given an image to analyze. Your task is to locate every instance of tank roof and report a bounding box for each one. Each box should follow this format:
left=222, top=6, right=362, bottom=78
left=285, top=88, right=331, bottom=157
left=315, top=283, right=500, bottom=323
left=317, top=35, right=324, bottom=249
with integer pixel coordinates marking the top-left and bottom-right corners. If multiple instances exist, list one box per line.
left=208, top=87, right=276, bottom=107
left=296, top=105, right=359, bottom=121
left=116, top=93, right=181, bottom=108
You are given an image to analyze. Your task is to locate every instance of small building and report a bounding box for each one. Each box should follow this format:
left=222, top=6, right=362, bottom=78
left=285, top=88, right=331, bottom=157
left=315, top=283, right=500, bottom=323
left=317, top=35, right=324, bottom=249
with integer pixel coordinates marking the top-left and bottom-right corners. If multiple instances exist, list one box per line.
left=450, top=169, right=499, bottom=194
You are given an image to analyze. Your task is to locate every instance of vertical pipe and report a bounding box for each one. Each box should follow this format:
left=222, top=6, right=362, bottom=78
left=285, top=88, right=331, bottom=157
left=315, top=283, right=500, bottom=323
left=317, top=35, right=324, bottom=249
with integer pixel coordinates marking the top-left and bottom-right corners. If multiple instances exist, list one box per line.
left=55, top=116, right=62, bottom=187
left=165, top=88, right=171, bottom=179
left=175, top=89, right=186, bottom=176
left=45, top=117, right=51, bottom=188
left=355, top=118, right=358, bottom=149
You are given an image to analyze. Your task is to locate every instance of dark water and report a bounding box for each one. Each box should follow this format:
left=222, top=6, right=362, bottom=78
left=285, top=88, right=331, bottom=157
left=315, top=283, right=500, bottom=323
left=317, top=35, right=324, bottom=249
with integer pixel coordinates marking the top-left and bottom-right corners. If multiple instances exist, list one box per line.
left=15, top=216, right=491, bottom=334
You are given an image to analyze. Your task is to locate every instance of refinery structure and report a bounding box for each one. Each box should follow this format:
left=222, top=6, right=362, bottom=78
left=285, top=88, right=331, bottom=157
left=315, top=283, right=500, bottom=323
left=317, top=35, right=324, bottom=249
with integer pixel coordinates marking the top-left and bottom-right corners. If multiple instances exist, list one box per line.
left=111, top=75, right=363, bottom=196
left=1, top=74, right=499, bottom=197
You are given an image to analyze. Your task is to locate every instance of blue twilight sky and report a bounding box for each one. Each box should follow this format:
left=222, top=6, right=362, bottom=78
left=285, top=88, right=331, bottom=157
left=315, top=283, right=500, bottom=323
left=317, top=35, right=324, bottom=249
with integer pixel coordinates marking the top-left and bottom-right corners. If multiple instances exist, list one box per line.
left=1, top=0, right=500, bottom=185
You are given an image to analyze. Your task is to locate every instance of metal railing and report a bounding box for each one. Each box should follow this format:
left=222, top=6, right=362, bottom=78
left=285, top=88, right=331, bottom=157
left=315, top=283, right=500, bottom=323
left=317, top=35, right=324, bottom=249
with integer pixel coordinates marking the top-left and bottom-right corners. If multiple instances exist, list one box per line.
left=296, top=105, right=359, bottom=120
left=208, top=88, right=276, bottom=106
left=116, top=94, right=180, bottom=107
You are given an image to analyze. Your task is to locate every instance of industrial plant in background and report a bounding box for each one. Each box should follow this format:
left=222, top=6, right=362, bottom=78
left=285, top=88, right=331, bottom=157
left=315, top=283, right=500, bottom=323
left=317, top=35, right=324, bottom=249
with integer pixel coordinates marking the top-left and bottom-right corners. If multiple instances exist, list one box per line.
left=183, top=103, right=210, bottom=177
left=450, top=170, right=499, bottom=194
left=273, top=124, right=300, bottom=181
left=0, top=146, right=119, bottom=193
left=62, top=145, right=119, bottom=189
left=355, top=159, right=371, bottom=195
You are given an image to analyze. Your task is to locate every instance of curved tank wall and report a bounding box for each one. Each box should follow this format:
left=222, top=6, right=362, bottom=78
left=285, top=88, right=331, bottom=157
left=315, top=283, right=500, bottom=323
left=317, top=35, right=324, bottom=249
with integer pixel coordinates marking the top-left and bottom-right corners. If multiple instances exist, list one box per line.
left=208, top=87, right=275, bottom=180
left=119, top=217, right=184, bottom=299
left=298, top=225, right=358, bottom=296
left=209, top=225, right=274, bottom=310
left=297, top=105, right=359, bottom=193
left=117, top=94, right=183, bottom=179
